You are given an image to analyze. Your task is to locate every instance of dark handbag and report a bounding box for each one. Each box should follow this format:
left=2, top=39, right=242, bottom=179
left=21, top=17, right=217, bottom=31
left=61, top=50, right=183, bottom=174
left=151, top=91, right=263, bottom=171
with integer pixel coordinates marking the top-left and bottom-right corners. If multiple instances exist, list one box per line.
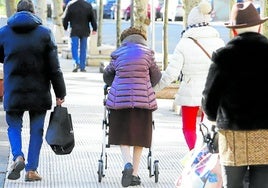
left=45, top=105, right=75, bottom=155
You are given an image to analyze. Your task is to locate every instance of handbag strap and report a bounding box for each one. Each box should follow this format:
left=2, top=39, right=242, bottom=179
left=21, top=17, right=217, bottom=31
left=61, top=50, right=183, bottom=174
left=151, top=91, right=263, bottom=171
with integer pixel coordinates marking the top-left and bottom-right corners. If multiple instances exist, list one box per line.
left=188, top=37, right=211, bottom=59
left=199, top=122, right=218, bottom=153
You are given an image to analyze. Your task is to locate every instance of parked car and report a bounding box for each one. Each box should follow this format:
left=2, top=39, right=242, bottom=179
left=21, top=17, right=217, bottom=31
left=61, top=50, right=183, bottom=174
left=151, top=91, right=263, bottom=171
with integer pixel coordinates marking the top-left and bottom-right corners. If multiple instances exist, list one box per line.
left=112, top=0, right=131, bottom=20
left=123, top=4, right=151, bottom=21
left=160, top=0, right=184, bottom=21
left=123, top=5, right=131, bottom=21
left=123, top=1, right=162, bottom=21
left=155, top=3, right=162, bottom=21
left=103, top=0, right=116, bottom=19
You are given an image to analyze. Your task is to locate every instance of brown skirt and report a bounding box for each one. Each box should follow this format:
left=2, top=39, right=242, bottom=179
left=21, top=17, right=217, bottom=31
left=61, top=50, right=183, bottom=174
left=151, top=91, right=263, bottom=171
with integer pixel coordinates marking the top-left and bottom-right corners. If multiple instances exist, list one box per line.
left=108, top=108, right=153, bottom=148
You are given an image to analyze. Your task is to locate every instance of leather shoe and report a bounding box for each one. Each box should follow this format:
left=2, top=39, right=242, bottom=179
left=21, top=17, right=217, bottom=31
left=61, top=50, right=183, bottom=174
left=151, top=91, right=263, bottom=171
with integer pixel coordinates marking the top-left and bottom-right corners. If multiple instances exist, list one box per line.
left=25, top=171, right=42, bottom=182
left=121, top=163, right=133, bottom=187
left=80, top=69, right=87, bottom=72
left=131, top=175, right=141, bottom=186
left=72, top=64, right=79, bottom=72
left=7, top=156, right=25, bottom=180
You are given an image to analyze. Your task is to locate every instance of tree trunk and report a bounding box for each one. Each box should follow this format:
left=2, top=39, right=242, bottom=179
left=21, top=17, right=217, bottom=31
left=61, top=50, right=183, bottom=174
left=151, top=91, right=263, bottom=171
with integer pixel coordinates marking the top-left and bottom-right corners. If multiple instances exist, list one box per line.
left=229, top=0, right=236, bottom=38
left=133, top=0, right=149, bottom=33
left=261, top=0, right=268, bottom=37
left=162, top=0, right=169, bottom=70
left=52, top=0, right=65, bottom=44
left=116, top=0, right=121, bottom=48
left=130, top=0, right=134, bottom=26
left=162, top=0, right=199, bottom=71
left=33, top=0, right=46, bottom=24
left=97, top=0, right=103, bottom=47
left=5, top=0, right=15, bottom=17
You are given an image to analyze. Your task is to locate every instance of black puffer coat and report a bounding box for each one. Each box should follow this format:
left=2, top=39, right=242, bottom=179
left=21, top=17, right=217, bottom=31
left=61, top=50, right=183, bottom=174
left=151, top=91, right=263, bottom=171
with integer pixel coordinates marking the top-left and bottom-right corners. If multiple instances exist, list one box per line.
left=0, top=11, right=66, bottom=111
left=202, top=32, right=268, bottom=130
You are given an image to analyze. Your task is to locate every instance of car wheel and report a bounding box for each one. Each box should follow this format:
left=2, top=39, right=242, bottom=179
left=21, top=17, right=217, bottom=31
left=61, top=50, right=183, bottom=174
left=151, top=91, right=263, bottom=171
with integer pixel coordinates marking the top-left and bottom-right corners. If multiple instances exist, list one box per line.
left=123, top=13, right=128, bottom=21
left=175, top=16, right=183, bottom=21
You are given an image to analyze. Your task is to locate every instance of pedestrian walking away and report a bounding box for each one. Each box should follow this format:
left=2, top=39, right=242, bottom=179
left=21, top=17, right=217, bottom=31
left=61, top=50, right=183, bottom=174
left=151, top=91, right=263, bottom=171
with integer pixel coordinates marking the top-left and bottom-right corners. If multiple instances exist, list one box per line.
left=0, top=0, right=66, bottom=182
left=103, top=27, right=162, bottom=187
left=63, top=0, right=97, bottom=72
left=202, top=2, right=268, bottom=188
left=153, top=0, right=225, bottom=151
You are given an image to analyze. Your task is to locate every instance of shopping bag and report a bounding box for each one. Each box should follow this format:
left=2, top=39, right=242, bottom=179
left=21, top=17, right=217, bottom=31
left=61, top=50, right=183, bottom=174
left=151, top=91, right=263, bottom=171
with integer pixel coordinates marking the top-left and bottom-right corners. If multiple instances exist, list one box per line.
left=175, top=144, right=222, bottom=188
left=45, top=105, right=75, bottom=155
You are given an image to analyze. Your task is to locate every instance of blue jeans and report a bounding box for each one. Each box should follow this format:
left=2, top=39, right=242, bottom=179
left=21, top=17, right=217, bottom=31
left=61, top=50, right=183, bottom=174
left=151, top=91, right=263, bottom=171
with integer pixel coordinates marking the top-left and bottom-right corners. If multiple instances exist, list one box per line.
left=6, top=110, right=46, bottom=171
left=222, top=165, right=268, bottom=188
left=71, top=36, right=88, bottom=70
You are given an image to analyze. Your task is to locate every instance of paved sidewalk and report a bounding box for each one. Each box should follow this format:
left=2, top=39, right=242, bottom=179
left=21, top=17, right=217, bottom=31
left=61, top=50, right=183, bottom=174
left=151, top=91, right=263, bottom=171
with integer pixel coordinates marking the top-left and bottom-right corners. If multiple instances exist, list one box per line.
left=0, top=56, right=191, bottom=188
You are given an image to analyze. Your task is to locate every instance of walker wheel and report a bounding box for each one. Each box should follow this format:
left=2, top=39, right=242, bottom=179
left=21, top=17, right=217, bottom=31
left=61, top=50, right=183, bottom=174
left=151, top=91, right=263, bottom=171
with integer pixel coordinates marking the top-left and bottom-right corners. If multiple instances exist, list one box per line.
left=97, top=160, right=104, bottom=182
left=154, top=160, right=159, bottom=183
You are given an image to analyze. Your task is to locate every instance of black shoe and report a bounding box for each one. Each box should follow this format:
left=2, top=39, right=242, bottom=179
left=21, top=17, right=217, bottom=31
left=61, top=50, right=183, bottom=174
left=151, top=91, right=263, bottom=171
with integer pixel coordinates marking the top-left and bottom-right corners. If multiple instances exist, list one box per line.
left=72, top=65, right=79, bottom=72
left=130, top=175, right=141, bottom=186
left=72, top=67, right=79, bottom=72
left=7, top=156, right=25, bottom=180
left=80, top=69, right=86, bottom=72
left=121, top=163, right=133, bottom=187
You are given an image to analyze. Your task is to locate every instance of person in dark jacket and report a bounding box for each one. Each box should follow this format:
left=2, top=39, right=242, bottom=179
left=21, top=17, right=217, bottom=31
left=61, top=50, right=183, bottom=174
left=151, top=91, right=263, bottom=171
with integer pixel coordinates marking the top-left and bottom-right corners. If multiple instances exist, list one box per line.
left=0, top=0, right=66, bottom=182
left=103, top=27, right=161, bottom=187
left=63, top=0, right=97, bottom=72
left=202, top=2, right=268, bottom=187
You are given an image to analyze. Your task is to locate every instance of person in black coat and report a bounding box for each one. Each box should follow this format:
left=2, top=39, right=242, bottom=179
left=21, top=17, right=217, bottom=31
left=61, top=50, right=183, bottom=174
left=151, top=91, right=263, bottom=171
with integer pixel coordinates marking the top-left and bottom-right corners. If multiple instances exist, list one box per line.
left=63, top=0, right=97, bottom=72
left=0, top=0, right=66, bottom=182
left=202, top=2, right=268, bottom=187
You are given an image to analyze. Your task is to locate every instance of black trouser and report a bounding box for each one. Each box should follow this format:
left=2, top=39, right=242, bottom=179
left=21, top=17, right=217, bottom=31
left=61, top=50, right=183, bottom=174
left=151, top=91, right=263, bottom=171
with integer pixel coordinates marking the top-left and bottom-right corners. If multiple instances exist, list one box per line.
left=222, top=165, right=268, bottom=188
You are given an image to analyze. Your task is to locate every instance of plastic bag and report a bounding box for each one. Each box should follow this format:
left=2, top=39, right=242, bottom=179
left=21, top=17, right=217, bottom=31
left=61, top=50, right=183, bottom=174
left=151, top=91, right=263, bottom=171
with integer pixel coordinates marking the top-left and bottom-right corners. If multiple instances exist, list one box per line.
left=175, top=144, right=222, bottom=188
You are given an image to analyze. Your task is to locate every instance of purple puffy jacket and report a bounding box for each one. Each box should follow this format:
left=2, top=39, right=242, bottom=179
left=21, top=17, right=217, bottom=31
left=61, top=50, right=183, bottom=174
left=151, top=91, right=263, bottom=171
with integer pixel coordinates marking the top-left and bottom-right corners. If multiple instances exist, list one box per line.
left=103, top=42, right=161, bottom=111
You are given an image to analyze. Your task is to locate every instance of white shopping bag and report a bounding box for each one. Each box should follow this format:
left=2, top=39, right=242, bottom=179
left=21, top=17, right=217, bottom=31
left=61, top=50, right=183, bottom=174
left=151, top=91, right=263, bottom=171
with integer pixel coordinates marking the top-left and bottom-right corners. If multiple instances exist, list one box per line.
left=175, top=144, right=222, bottom=188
